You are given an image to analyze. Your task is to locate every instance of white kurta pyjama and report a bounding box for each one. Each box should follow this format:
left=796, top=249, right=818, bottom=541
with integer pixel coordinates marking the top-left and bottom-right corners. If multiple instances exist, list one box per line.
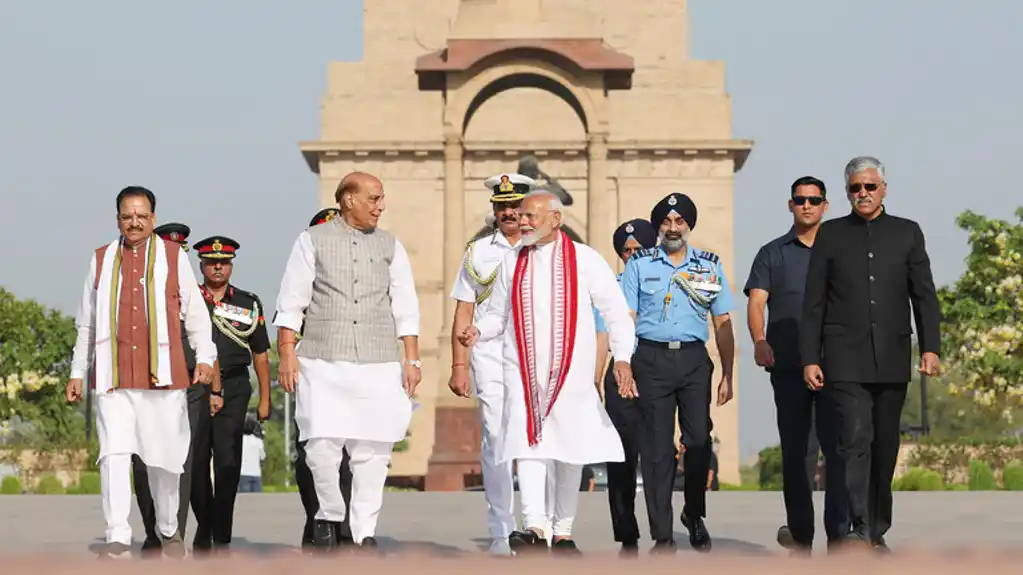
left=273, top=228, right=419, bottom=542
left=70, top=240, right=217, bottom=544
left=476, top=239, right=636, bottom=466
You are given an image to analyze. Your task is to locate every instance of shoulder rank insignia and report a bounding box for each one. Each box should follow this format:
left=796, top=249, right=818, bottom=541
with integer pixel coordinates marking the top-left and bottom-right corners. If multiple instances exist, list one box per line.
left=630, top=247, right=658, bottom=261
left=697, top=250, right=720, bottom=265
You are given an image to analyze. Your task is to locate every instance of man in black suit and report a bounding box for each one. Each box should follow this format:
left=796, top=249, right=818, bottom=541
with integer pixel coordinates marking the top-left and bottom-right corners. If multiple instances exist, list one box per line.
left=800, top=156, right=941, bottom=552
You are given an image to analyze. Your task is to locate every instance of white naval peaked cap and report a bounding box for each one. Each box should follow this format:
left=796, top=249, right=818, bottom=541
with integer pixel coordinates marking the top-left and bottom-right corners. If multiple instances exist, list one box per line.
left=483, top=172, right=536, bottom=190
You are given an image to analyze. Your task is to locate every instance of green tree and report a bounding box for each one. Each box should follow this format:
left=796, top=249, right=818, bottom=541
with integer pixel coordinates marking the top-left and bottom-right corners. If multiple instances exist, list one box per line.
left=0, top=288, right=83, bottom=448
left=757, top=445, right=783, bottom=490
left=902, top=363, right=1016, bottom=441
left=938, top=208, right=1023, bottom=419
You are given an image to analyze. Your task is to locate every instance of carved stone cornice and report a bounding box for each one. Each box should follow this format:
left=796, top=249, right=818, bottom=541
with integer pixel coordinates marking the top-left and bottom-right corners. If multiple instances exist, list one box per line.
left=300, top=138, right=755, bottom=172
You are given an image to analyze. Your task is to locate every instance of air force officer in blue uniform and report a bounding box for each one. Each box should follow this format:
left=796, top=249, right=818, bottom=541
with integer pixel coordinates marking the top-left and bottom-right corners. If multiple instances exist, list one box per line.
left=620, top=193, right=736, bottom=554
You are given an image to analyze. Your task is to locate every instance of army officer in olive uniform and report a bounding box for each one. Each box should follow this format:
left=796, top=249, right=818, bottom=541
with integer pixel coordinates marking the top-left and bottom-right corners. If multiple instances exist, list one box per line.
left=293, top=208, right=355, bottom=550
left=189, top=236, right=272, bottom=554
left=134, top=222, right=211, bottom=556
left=621, top=193, right=736, bottom=554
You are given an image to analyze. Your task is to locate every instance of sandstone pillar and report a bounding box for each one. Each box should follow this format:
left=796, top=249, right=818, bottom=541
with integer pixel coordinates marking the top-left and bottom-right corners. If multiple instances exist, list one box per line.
left=424, top=134, right=483, bottom=491
left=587, top=133, right=614, bottom=261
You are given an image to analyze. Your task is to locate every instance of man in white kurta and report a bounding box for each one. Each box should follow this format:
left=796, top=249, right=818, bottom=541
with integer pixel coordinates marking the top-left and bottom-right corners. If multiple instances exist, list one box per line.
left=273, top=172, right=420, bottom=553
left=460, top=191, right=637, bottom=555
left=450, top=173, right=556, bottom=556
left=67, top=187, right=217, bottom=560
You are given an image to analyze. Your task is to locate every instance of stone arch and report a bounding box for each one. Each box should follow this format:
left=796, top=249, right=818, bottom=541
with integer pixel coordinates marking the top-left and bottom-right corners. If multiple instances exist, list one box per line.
left=446, top=58, right=598, bottom=138
left=462, top=72, right=588, bottom=136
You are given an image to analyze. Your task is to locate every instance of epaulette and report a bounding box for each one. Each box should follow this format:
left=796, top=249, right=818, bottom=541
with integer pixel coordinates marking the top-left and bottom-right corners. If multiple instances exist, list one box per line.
left=697, top=250, right=720, bottom=265
left=464, top=230, right=495, bottom=251
left=630, top=247, right=658, bottom=261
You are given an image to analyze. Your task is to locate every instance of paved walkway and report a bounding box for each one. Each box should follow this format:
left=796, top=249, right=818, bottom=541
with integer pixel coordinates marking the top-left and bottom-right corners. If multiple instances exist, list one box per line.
left=2, top=492, right=1021, bottom=556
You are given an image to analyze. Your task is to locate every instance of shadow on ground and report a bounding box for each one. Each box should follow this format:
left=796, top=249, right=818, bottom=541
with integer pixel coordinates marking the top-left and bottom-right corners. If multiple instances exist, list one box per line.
left=681, top=536, right=771, bottom=556
left=376, top=537, right=465, bottom=557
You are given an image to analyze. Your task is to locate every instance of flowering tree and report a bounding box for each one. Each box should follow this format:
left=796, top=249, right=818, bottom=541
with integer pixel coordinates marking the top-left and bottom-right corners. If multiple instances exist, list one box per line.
left=0, top=288, right=81, bottom=446
left=938, top=208, right=1023, bottom=419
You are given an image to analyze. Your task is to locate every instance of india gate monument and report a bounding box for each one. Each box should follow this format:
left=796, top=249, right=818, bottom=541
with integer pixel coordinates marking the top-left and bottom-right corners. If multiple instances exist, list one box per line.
left=298, top=0, right=753, bottom=488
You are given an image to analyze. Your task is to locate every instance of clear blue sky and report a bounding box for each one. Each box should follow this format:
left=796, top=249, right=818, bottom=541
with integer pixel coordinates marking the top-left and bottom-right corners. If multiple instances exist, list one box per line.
left=1, top=1, right=1020, bottom=461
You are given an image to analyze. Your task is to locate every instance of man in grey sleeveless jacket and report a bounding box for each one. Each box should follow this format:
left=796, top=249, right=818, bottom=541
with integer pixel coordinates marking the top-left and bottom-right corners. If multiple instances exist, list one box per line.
left=272, top=172, right=422, bottom=553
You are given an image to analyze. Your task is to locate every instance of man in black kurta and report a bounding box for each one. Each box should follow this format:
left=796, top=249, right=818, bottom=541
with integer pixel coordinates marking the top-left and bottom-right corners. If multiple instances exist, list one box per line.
left=800, top=156, right=941, bottom=551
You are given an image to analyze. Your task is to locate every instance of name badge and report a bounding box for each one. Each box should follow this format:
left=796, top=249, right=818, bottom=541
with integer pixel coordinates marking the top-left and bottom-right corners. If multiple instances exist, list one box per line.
left=690, top=282, right=722, bottom=293
left=214, top=303, right=254, bottom=325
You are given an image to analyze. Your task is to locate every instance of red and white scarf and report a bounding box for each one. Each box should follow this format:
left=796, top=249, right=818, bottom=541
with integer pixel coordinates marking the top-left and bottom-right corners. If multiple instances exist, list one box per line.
left=511, top=230, right=579, bottom=446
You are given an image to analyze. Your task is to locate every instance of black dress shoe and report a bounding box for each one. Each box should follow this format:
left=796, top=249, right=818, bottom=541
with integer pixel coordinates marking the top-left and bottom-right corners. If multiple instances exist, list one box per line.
left=650, top=539, right=677, bottom=555
left=508, top=530, right=548, bottom=554
left=619, top=541, right=640, bottom=557
left=312, top=520, right=337, bottom=550
left=192, top=532, right=213, bottom=557
left=552, top=539, right=581, bottom=556
left=872, top=537, right=892, bottom=554
left=687, top=516, right=712, bottom=552
left=140, top=535, right=162, bottom=558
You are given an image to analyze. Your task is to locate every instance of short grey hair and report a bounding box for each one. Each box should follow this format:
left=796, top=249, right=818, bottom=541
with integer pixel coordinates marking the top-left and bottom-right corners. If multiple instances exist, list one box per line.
left=844, top=156, right=886, bottom=183
left=523, top=189, right=564, bottom=212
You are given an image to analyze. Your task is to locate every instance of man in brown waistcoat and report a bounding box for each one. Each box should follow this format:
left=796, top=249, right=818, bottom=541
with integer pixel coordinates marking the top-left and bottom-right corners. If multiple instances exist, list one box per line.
left=67, top=187, right=217, bottom=560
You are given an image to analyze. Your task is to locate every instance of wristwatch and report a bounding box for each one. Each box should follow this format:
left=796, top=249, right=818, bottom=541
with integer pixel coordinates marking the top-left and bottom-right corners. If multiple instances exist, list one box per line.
left=210, top=389, right=223, bottom=398
left=405, top=360, right=422, bottom=368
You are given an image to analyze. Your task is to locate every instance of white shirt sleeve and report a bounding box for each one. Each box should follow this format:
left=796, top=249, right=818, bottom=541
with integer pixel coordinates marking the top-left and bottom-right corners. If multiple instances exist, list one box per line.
left=585, top=246, right=636, bottom=362
left=69, top=254, right=98, bottom=380
left=449, top=248, right=477, bottom=303
left=390, top=238, right=420, bottom=338
left=272, top=232, right=316, bottom=332
left=178, top=251, right=218, bottom=367
left=475, top=250, right=515, bottom=342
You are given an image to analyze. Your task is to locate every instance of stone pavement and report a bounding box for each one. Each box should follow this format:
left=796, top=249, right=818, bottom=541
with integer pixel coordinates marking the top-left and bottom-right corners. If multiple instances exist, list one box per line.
left=2, top=492, right=1021, bottom=557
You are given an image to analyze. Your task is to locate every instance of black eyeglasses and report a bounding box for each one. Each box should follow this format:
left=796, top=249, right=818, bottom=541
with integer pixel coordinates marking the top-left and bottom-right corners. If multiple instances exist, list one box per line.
left=847, top=183, right=880, bottom=194
left=792, top=196, right=825, bottom=206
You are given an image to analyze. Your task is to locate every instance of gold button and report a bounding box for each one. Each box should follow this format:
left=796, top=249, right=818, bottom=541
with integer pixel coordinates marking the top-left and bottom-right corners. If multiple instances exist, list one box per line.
left=132, top=345, right=137, bottom=350
left=133, top=326, right=137, bottom=330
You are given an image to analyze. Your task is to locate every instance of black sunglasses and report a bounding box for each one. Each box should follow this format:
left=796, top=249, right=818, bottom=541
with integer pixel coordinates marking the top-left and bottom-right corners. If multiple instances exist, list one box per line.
left=847, top=183, right=880, bottom=194
left=792, top=196, right=825, bottom=206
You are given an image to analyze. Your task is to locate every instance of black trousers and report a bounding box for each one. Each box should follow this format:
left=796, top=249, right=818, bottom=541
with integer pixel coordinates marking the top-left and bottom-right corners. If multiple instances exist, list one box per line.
left=770, top=370, right=848, bottom=544
left=830, top=381, right=907, bottom=542
left=191, top=372, right=252, bottom=546
left=632, top=340, right=713, bottom=542
left=602, top=356, right=642, bottom=544
left=294, top=426, right=353, bottom=543
left=132, top=383, right=208, bottom=541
